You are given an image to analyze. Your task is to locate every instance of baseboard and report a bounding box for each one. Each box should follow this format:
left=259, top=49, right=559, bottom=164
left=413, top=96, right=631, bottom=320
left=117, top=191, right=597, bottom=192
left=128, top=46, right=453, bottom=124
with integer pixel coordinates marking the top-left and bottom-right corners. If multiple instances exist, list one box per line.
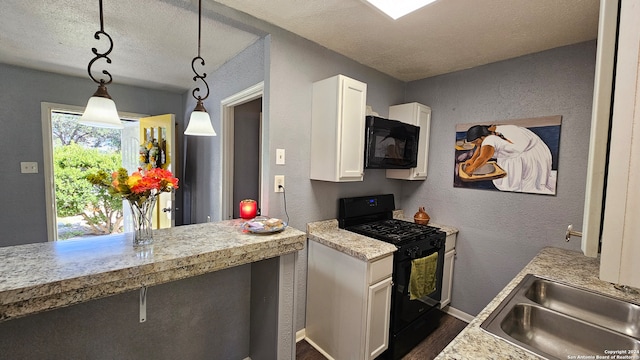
left=304, top=337, right=336, bottom=360
left=296, top=328, right=306, bottom=342
left=443, top=305, right=475, bottom=323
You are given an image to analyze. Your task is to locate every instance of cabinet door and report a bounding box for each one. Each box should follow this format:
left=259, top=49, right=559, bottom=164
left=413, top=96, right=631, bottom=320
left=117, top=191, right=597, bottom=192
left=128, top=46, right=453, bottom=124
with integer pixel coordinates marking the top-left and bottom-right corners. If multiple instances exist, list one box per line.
left=440, top=249, right=455, bottom=308
left=365, top=276, right=392, bottom=359
left=386, top=103, right=431, bottom=180
left=412, top=105, right=431, bottom=178
left=338, top=77, right=367, bottom=181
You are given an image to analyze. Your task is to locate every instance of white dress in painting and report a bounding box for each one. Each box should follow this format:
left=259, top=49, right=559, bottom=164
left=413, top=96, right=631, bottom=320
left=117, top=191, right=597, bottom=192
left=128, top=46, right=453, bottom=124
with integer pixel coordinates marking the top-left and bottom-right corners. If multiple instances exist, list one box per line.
left=482, top=124, right=557, bottom=194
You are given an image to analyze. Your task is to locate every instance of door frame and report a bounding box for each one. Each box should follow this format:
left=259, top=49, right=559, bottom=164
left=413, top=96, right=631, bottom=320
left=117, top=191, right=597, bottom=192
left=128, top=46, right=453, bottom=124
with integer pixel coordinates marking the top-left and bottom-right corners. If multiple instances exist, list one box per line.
left=220, top=82, right=264, bottom=220
left=40, top=102, right=147, bottom=241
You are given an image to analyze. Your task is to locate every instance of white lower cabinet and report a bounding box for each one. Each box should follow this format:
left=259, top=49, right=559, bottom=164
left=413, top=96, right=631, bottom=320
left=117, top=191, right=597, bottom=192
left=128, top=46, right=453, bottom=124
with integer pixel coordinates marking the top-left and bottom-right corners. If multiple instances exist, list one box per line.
left=306, top=240, right=393, bottom=360
left=439, top=233, right=457, bottom=308
left=366, top=277, right=392, bottom=358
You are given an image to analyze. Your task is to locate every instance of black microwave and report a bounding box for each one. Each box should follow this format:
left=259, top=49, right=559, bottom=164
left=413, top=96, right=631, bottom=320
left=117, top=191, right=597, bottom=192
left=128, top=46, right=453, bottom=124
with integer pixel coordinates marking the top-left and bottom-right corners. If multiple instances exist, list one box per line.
left=364, top=116, right=419, bottom=169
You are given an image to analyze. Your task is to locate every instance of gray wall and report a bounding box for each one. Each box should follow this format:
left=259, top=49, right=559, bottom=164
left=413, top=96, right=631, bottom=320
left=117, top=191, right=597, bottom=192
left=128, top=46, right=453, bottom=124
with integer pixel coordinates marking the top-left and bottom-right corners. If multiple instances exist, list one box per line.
left=0, top=8, right=598, bottom=349
left=400, top=41, right=596, bottom=315
left=0, top=265, right=251, bottom=359
left=0, top=64, right=253, bottom=358
left=180, top=24, right=409, bottom=332
left=0, top=63, right=183, bottom=246
left=265, top=29, right=407, bottom=331
left=183, top=38, right=266, bottom=225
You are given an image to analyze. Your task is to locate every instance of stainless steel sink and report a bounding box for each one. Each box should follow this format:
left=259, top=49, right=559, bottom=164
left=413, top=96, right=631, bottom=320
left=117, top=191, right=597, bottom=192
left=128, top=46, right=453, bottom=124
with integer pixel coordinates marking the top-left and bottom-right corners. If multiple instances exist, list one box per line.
left=481, top=274, right=640, bottom=359
left=524, top=277, right=640, bottom=338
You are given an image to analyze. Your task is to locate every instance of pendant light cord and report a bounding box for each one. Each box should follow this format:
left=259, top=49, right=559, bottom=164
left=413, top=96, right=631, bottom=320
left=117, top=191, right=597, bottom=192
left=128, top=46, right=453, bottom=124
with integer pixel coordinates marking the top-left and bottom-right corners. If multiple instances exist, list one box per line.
left=99, top=0, right=105, bottom=32
left=190, top=0, right=209, bottom=102
left=197, top=0, right=202, bottom=58
left=87, top=0, right=114, bottom=86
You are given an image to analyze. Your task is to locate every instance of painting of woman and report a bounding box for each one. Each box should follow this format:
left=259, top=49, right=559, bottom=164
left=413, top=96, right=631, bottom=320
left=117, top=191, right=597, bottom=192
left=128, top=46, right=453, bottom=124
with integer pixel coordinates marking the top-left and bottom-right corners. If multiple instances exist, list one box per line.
left=461, top=123, right=557, bottom=195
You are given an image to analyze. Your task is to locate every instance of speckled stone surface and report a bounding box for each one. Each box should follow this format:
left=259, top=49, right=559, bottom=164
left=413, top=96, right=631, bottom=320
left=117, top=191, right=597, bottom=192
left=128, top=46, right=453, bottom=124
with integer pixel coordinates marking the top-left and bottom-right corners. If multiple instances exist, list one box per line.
left=0, top=220, right=305, bottom=322
left=306, top=220, right=397, bottom=262
left=435, top=247, right=640, bottom=360
left=392, top=210, right=459, bottom=236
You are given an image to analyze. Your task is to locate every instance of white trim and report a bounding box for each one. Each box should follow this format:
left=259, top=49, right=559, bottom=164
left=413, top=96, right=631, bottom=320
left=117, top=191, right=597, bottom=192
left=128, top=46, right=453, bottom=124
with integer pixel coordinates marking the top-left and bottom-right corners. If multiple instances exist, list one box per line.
left=304, top=337, right=336, bottom=360
left=296, top=328, right=306, bottom=342
left=442, top=305, right=474, bottom=323
left=581, top=0, right=619, bottom=257
left=40, top=102, right=147, bottom=241
left=298, top=307, right=472, bottom=356
left=600, top=0, right=640, bottom=287
left=219, top=82, right=264, bottom=220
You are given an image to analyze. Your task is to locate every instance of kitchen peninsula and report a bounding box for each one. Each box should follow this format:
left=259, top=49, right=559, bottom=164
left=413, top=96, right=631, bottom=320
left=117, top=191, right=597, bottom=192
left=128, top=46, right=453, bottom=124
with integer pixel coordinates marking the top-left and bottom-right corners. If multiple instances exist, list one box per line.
left=0, top=220, right=305, bottom=359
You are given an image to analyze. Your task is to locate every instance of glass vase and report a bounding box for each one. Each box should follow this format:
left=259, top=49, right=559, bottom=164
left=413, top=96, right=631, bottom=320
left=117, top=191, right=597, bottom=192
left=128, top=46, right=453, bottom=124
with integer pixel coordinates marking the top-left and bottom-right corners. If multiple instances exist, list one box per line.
left=128, top=195, right=157, bottom=246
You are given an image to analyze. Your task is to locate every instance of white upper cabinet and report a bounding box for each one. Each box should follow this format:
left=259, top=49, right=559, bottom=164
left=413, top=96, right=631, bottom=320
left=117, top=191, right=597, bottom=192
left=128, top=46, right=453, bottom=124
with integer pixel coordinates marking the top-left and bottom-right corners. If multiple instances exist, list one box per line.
left=386, top=102, right=431, bottom=180
left=599, top=0, right=640, bottom=289
left=310, top=74, right=367, bottom=182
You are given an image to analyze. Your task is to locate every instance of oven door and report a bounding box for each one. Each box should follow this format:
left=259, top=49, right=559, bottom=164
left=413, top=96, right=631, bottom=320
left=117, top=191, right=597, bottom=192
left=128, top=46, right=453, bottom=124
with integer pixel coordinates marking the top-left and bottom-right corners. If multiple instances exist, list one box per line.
left=390, top=244, right=445, bottom=333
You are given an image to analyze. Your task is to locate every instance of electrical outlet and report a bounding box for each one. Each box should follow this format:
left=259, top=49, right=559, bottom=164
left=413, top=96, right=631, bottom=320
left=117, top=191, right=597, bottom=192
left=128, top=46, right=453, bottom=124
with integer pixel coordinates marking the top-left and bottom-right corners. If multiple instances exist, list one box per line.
left=274, top=175, right=285, bottom=193
left=20, top=162, right=38, bottom=174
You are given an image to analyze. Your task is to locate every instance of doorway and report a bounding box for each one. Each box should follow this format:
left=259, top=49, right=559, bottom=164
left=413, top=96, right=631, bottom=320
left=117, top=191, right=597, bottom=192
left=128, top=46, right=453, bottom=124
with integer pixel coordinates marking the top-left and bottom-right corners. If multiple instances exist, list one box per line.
left=220, top=82, right=264, bottom=220
left=41, top=102, right=147, bottom=241
left=232, top=99, right=262, bottom=218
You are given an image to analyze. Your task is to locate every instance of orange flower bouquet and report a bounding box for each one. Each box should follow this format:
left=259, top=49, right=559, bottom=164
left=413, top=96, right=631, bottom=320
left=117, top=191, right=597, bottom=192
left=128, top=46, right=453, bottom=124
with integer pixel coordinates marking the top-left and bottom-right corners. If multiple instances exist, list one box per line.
left=87, top=167, right=179, bottom=246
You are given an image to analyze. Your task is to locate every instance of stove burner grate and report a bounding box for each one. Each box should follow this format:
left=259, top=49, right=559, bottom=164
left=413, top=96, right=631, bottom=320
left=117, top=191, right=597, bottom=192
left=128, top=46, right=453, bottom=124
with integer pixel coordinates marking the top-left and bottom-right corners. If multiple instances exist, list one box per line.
left=347, top=219, right=441, bottom=245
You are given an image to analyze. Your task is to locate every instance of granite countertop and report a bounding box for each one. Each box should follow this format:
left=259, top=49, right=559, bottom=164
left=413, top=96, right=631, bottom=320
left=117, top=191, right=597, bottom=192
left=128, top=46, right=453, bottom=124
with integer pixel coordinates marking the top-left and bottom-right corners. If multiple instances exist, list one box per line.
left=0, top=220, right=305, bottom=323
left=435, top=247, right=640, bottom=359
left=392, top=210, right=459, bottom=236
left=307, top=220, right=397, bottom=262
left=306, top=217, right=458, bottom=262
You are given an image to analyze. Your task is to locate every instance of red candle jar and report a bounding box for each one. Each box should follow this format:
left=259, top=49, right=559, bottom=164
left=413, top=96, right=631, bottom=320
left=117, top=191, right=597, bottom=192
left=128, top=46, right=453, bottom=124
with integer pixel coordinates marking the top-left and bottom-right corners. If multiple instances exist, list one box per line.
left=239, top=199, right=258, bottom=220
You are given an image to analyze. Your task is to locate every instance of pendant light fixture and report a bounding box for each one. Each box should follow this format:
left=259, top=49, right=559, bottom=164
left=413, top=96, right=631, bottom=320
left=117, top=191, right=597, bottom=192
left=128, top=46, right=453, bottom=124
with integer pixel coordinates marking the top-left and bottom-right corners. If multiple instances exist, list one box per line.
left=184, top=0, right=217, bottom=136
left=79, top=0, right=123, bottom=129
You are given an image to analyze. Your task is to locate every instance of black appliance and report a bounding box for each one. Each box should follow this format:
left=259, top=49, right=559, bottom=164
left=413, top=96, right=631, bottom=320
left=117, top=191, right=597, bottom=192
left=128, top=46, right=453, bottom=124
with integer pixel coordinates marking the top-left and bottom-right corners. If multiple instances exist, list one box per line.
left=364, top=116, right=420, bottom=169
left=339, top=194, right=446, bottom=360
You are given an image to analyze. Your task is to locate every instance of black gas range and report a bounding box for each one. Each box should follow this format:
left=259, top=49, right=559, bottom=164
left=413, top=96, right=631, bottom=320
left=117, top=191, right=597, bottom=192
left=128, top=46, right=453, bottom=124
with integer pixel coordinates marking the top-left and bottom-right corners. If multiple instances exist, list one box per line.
left=338, top=194, right=446, bottom=360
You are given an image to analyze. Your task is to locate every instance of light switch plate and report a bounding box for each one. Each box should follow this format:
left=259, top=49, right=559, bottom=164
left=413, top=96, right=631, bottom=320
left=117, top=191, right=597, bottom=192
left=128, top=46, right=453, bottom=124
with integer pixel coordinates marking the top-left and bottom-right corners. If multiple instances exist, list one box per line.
left=20, top=162, right=38, bottom=173
left=276, top=149, right=285, bottom=165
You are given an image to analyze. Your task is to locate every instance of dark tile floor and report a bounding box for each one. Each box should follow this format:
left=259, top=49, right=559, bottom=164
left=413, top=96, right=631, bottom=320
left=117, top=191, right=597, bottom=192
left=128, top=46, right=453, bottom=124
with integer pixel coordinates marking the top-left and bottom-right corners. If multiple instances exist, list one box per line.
left=296, top=312, right=469, bottom=360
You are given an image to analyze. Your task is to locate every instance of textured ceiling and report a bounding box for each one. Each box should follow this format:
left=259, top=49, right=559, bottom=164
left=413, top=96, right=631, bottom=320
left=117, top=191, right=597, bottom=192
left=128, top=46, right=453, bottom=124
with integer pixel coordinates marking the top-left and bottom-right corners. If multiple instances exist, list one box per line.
left=0, top=0, right=261, bottom=92
left=216, top=0, right=600, bottom=81
left=0, top=0, right=599, bottom=92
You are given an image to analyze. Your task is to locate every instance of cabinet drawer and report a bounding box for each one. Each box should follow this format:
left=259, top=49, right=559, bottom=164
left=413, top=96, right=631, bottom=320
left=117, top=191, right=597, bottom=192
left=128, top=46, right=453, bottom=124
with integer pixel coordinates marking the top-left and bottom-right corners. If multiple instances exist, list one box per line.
left=368, top=255, right=393, bottom=284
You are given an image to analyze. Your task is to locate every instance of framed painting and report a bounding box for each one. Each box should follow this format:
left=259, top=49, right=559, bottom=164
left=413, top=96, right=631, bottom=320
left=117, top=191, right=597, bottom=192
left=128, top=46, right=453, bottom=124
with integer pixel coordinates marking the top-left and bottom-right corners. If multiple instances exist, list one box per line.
left=453, top=115, right=561, bottom=195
